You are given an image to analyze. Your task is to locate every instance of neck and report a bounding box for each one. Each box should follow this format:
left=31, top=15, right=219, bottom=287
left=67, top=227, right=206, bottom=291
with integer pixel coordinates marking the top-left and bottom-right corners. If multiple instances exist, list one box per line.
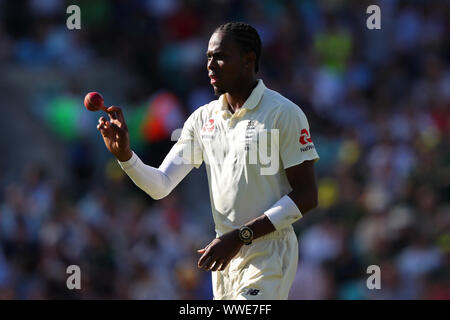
left=225, top=78, right=258, bottom=113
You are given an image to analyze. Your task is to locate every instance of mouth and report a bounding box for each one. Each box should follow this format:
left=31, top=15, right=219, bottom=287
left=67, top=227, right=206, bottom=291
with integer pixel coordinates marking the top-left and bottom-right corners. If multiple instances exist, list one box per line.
left=209, top=74, right=220, bottom=85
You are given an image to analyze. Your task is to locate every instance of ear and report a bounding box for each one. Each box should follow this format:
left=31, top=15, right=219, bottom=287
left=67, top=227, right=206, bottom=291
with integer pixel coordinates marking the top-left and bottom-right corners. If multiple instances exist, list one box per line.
left=244, top=51, right=256, bottom=71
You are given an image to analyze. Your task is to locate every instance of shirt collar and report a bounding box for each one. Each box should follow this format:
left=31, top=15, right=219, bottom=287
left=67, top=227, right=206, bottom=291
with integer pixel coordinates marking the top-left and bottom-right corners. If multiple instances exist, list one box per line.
left=218, top=79, right=266, bottom=113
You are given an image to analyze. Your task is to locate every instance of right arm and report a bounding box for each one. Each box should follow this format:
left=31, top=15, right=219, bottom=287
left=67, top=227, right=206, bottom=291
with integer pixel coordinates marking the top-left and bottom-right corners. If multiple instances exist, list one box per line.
left=97, top=106, right=195, bottom=199
left=117, top=149, right=194, bottom=200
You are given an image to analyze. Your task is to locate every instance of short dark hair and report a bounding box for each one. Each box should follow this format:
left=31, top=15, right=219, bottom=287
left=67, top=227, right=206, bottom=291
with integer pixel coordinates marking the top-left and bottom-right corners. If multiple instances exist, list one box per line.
left=215, top=22, right=262, bottom=73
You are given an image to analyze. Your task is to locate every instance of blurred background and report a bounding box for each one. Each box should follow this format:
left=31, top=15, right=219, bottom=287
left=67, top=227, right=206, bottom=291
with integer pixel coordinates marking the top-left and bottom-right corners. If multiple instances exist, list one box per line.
left=0, top=0, right=449, bottom=299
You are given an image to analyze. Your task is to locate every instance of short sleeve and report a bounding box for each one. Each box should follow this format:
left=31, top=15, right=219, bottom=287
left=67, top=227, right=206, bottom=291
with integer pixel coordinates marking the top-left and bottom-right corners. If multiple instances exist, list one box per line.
left=171, top=111, right=203, bottom=168
left=276, top=104, right=319, bottom=169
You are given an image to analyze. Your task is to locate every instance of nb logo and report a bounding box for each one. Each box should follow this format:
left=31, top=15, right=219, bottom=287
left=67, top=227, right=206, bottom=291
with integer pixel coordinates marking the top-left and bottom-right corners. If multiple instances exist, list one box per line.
left=299, top=129, right=312, bottom=145
left=244, top=288, right=260, bottom=296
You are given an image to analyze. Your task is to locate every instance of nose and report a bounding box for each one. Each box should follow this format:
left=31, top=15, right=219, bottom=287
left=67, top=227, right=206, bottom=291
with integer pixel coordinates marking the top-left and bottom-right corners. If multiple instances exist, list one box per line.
left=207, top=57, right=216, bottom=71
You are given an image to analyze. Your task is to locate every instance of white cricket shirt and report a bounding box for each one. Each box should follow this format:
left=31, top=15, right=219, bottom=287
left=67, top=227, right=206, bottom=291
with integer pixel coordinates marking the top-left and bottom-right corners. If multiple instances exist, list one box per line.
left=172, top=79, right=319, bottom=236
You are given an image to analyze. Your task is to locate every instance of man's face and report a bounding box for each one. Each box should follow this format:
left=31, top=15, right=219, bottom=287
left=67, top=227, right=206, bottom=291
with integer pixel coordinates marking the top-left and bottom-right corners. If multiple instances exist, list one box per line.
left=206, top=32, right=247, bottom=96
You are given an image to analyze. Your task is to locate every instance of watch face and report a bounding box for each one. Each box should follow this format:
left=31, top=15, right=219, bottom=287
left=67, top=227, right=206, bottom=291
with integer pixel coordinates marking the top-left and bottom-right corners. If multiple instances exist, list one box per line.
left=241, top=229, right=251, bottom=240
left=239, top=227, right=253, bottom=243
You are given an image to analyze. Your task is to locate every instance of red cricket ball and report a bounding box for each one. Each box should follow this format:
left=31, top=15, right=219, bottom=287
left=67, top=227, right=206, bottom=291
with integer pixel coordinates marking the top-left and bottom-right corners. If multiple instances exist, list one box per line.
left=84, top=92, right=107, bottom=112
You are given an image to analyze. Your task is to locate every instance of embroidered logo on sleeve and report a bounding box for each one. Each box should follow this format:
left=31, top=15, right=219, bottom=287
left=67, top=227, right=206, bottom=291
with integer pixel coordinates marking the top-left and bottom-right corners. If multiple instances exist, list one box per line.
left=299, top=129, right=312, bottom=145
left=299, top=129, right=315, bottom=152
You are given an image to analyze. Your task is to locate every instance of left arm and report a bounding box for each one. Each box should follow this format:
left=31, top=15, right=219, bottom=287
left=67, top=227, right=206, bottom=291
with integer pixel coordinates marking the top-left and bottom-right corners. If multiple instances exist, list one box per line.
left=197, top=160, right=318, bottom=271
left=286, top=159, right=319, bottom=213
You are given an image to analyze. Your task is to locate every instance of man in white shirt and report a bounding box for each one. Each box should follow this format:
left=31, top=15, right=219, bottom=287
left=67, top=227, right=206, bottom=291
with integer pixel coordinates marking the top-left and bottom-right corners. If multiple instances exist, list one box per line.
left=97, top=22, right=319, bottom=300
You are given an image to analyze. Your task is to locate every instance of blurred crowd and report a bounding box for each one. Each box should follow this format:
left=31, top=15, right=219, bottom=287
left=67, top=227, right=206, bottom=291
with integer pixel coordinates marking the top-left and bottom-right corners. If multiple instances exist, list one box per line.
left=0, top=0, right=449, bottom=299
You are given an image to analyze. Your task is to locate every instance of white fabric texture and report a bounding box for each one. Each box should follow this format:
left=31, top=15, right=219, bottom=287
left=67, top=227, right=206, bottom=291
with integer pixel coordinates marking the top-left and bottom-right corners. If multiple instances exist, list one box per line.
left=263, top=195, right=303, bottom=231
left=118, top=148, right=194, bottom=200
left=212, top=226, right=298, bottom=300
left=171, top=80, right=319, bottom=236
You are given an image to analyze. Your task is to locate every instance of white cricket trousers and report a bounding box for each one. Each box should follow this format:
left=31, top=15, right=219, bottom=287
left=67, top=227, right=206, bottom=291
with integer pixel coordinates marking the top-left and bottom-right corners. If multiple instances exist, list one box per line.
left=212, top=226, right=298, bottom=300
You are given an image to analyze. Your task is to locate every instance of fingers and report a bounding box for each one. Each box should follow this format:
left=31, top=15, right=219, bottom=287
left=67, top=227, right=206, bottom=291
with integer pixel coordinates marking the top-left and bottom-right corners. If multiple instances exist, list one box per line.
left=97, top=117, right=126, bottom=139
left=97, top=117, right=107, bottom=130
left=197, top=250, right=225, bottom=271
left=109, top=122, right=123, bottom=133
left=97, top=118, right=119, bottom=142
left=198, top=244, right=217, bottom=270
left=197, top=241, right=231, bottom=272
left=199, top=257, right=226, bottom=272
left=202, top=256, right=215, bottom=271
left=197, top=250, right=210, bottom=269
left=211, top=259, right=225, bottom=272
left=219, top=260, right=229, bottom=271
left=107, top=106, right=127, bottom=129
left=107, top=109, right=117, bottom=121
left=106, top=106, right=118, bottom=118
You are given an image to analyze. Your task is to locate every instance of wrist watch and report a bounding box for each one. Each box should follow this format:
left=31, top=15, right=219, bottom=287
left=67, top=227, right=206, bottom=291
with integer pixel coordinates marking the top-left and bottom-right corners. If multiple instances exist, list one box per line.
left=238, top=226, right=254, bottom=245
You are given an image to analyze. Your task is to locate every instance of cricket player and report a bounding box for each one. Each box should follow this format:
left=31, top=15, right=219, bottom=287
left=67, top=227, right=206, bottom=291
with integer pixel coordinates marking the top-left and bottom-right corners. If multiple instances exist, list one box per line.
left=97, top=22, right=319, bottom=300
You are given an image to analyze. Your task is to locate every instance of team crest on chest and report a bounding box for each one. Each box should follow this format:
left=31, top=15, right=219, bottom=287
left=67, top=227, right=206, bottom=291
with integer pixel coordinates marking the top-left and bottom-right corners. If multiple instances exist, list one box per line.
left=201, top=119, right=215, bottom=133
left=244, top=120, right=256, bottom=151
